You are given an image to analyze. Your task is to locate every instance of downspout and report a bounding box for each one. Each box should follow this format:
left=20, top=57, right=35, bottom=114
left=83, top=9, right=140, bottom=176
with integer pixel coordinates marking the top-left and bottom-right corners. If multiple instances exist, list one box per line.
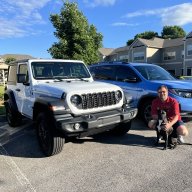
left=183, top=39, right=186, bottom=76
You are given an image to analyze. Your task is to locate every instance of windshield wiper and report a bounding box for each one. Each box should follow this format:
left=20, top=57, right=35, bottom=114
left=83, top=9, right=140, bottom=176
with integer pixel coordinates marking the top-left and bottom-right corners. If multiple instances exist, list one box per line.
left=72, top=76, right=89, bottom=82
left=52, top=76, right=89, bottom=82
left=53, top=77, right=63, bottom=82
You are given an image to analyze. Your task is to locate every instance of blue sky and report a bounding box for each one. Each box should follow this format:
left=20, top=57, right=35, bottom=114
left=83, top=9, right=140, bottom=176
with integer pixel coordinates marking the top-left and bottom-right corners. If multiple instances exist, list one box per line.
left=0, top=0, right=191, bottom=58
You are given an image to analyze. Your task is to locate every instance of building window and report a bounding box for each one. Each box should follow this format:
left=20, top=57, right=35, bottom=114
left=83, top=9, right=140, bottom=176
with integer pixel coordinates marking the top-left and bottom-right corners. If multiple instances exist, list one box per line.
left=181, top=69, right=183, bottom=76
left=187, top=44, right=192, bottom=56
left=181, top=50, right=184, bottom=58
left=163, top=51, right=176, bottom=60
left=119, top=55, right=128, bottom=62
left=133, top=52, right=144, bottom=61
left=187, top=68, right=192, bottom=76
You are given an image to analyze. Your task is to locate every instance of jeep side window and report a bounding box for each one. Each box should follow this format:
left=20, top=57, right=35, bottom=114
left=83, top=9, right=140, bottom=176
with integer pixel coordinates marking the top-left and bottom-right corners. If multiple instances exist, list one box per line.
left=116, top=66, right=139, bottom=82
left=18, top=64, right=29, bottom=83
left=7, top=65, right=17, bottom=85
left=93, top=65, right=116, bottom=80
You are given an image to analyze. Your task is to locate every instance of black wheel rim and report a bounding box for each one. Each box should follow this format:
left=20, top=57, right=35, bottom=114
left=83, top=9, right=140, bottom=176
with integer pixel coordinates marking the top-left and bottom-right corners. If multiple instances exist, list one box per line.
left=144, top=104, right=152, bottom=123
left=6, top=107, right=13, bottom=125
left=38, top=120, right=51, bottom=153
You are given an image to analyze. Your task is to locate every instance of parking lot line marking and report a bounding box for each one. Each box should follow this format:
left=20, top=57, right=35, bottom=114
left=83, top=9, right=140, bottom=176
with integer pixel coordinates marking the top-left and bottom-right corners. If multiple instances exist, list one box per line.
left=0, top=143, right=36, bottom=192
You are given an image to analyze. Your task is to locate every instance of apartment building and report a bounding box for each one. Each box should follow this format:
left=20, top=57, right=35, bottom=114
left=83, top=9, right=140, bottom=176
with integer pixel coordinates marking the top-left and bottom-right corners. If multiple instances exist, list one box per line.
left=99, top=31, right=192, bottom=77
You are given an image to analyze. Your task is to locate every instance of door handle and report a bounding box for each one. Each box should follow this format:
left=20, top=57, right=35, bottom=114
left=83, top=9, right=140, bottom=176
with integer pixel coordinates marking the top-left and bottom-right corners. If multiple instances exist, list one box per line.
left=16, top=88, right=20, bottom=92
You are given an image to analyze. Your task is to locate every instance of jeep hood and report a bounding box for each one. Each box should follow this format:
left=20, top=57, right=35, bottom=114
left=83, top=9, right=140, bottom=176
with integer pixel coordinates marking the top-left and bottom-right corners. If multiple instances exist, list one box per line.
left=33, top=81, right=121, bottom=98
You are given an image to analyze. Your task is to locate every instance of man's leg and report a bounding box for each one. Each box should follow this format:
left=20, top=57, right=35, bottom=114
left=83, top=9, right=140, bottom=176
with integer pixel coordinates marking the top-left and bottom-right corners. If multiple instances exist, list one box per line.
left=177, top=125, right=188, bottom=136
left=173, top=121, right=188, bottom=144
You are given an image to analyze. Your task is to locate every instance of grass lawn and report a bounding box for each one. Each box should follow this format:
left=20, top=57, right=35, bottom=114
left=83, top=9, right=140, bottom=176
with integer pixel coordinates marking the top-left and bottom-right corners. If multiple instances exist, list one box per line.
left=0, top=85, right=5, bottom=115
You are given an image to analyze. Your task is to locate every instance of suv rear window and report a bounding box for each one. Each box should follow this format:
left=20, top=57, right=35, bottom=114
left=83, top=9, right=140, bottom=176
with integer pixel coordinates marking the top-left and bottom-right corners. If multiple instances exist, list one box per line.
left=90, top=65, right=116, bottom=80
left=90, top=65, right=139, bottom=82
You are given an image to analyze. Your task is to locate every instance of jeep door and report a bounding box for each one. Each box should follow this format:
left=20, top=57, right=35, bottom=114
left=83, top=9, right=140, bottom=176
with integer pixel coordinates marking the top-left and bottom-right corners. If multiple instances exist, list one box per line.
left=15, top=63, right=33, bottom=118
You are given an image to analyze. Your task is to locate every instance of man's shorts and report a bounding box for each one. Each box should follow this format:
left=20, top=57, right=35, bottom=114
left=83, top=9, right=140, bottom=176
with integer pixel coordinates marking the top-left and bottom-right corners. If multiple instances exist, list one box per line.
left=172, top=120, right=185, bottom=130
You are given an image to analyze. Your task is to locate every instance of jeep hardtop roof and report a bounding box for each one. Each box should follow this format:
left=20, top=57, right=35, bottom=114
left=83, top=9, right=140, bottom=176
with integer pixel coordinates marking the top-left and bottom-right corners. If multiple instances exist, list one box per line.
left=9, top=59, right=85, bottom=65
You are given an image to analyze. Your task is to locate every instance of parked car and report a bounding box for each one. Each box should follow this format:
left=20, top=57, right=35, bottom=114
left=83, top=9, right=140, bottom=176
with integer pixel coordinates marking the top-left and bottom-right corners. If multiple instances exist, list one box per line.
left=89, top=62, right=192, bottom=124
left=178, top=76, right=192, bottom=80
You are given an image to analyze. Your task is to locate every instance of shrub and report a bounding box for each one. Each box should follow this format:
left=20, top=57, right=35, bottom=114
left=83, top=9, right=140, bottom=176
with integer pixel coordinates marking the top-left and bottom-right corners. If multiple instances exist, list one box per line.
left=0, top=85, right=5, bottom=101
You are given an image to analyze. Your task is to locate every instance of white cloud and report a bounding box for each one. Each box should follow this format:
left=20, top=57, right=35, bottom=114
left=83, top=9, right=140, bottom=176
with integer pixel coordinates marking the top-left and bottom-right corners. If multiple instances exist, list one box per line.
left=111, top=22, right=139, bottom=27
left=0, top=18, right=27, bottom=37
left=0, top=0, right=52, bottom=38
left=124, top=3, right=192, bottom=26
left=83, top=0, right=116, bottom=7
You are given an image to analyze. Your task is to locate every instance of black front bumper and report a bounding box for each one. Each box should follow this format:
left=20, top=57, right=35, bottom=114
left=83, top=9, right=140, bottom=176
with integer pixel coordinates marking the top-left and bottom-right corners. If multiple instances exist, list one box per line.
left=55, top=108, right=138, bottom=137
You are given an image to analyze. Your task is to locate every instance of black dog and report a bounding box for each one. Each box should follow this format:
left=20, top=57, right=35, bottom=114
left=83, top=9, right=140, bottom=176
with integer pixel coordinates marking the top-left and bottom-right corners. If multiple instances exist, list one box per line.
left=155, top=110, right=177, bottom=150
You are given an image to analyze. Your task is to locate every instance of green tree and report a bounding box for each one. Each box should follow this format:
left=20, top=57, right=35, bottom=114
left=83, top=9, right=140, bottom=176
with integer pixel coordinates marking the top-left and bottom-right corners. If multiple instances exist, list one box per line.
left=48, top=2, right=103, bottom=65
left=127, top=31, right=158, bottom=46
left=126, top=39, right=134, bottom=46
left=134, top=31, right=158, bottom=39
left=5, top=57, right=16, bottom=64
left=161, top=26, right=186, bottom=39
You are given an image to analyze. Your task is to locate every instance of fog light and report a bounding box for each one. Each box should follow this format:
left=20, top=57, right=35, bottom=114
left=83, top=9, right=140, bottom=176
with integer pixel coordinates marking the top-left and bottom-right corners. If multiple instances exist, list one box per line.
left=74, top=123, right=81, bottom=130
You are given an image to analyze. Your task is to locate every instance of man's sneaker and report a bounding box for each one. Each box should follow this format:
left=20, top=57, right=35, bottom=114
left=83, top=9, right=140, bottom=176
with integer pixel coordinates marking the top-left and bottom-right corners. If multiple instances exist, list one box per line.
left=177, top=135, right=185, bottom=144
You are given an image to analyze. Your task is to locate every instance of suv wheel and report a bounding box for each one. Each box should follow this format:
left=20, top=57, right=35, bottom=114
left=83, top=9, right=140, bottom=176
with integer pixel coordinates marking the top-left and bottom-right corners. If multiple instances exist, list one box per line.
left=36, top=113, right=65, bottom=156
left=140, top=100, right=152, bottom=125
left=110, top=121, right=132, bottom=136
left=5, top=103, right=22, bottom=127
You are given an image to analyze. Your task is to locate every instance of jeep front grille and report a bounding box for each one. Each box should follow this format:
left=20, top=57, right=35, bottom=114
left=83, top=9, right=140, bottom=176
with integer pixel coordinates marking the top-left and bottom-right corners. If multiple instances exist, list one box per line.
left=81, top=91, right=117, bottom=109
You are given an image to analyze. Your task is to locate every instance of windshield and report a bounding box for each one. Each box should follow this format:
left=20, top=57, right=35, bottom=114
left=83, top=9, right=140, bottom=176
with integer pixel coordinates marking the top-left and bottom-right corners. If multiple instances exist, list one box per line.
left=31, top=62, right=91, bottom=80
left=133, top=65, right=176, bottom=80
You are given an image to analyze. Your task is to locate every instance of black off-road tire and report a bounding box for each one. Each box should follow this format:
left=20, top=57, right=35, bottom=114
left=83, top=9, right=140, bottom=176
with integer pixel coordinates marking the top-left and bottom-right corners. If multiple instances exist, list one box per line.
left=110, top=121, right=132, bottom=136
left=36, top=113, right=65, bottom=156
left=5, top=103, right=22, bottom=127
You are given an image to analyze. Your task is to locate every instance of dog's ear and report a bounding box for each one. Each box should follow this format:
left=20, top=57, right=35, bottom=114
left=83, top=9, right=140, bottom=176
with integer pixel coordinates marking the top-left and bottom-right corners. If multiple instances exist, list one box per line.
left=161, top=110, right=167, bottom=121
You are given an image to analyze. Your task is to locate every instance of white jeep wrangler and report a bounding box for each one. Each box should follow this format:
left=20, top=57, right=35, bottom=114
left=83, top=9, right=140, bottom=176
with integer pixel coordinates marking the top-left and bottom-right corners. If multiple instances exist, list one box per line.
left=4, top=59, right=137, bottom=156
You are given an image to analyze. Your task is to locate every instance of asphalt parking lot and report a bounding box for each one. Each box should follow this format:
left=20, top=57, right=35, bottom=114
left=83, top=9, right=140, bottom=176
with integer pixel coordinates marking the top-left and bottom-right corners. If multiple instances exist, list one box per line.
left=0, top=116, right=192, bottom=192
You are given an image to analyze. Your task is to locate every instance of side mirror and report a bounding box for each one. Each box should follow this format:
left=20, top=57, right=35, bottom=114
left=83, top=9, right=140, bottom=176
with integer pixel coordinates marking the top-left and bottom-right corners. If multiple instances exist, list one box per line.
left=17, top=74, right=29, bottom=85
left=91, top=72, right=95, bottom=79
left=123, top=77, right=138, bottom=82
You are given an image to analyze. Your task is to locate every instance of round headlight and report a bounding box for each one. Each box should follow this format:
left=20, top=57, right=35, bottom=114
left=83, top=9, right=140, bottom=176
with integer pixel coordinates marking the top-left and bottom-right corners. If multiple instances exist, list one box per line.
left=71, top=95, right=82, bottom=106
left=115, top=90, right=122, bottom=101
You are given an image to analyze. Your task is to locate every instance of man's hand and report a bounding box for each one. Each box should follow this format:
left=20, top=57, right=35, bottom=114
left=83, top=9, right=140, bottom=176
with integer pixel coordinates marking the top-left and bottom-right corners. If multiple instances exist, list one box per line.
left=161, top=122, right=171, bottom=131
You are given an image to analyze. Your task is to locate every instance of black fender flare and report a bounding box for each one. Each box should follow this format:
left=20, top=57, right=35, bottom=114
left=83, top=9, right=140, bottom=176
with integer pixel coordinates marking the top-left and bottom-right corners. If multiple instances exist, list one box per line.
left=4, top=89, right=19, bottom=112
left=33, top=97, right=69, bottom=121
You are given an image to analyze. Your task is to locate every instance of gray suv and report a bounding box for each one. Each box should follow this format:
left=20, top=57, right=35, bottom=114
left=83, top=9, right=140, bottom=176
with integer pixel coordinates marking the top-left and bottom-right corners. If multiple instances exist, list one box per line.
left=89, top=62, right=192, bottom=124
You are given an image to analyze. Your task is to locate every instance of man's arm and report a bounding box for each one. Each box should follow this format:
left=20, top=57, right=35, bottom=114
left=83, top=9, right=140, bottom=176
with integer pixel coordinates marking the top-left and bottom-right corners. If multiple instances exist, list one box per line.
left=162, top=115, right=179, bottom=131
left=163, top=99, right=179, bottom=130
